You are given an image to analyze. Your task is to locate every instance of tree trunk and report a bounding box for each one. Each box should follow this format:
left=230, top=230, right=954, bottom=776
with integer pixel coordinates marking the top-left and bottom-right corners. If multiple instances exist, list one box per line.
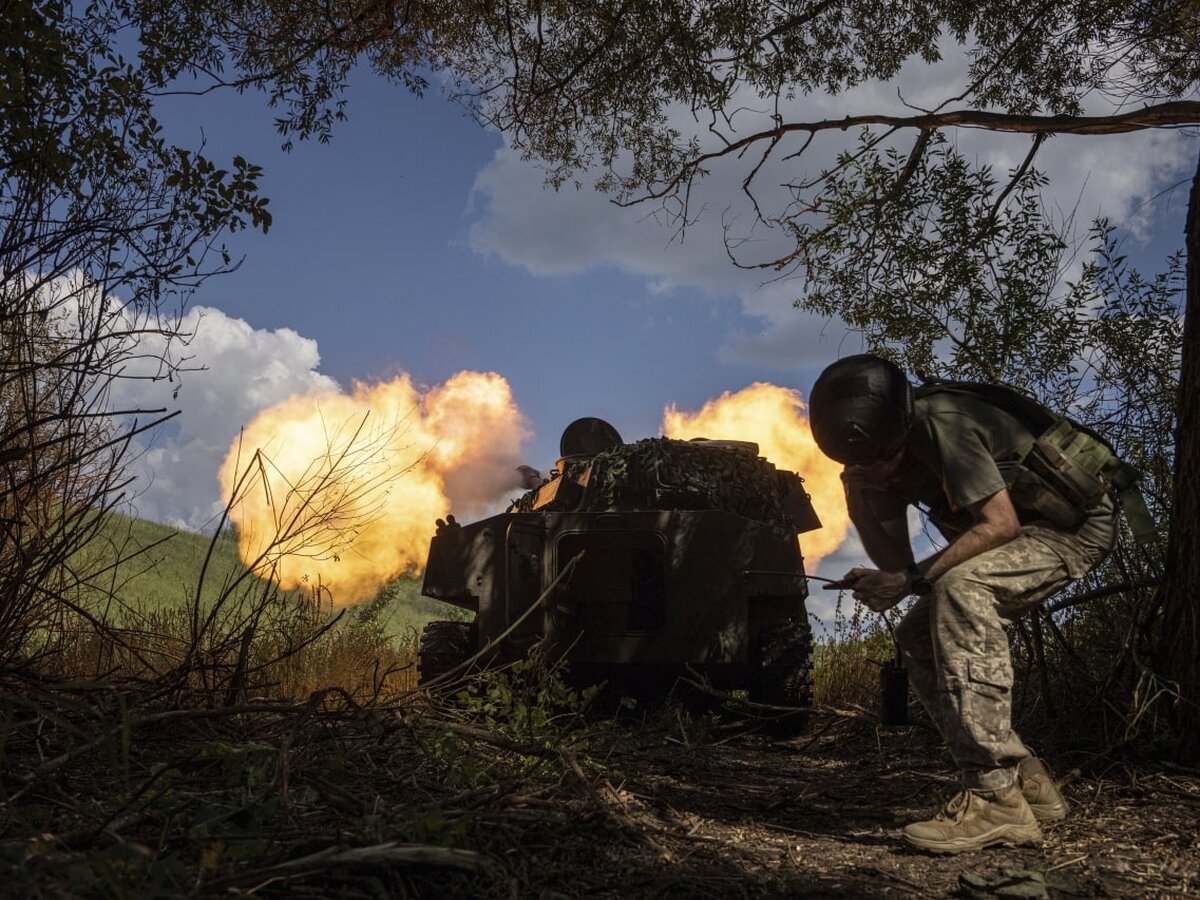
left=1162, top=148, right=1200, bottom=763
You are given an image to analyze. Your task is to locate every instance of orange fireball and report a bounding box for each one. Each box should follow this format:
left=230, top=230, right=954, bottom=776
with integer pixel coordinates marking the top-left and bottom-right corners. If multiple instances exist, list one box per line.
left=662, top=382, right=849, bottom=567
left=218, top=371, right=529, bottom=605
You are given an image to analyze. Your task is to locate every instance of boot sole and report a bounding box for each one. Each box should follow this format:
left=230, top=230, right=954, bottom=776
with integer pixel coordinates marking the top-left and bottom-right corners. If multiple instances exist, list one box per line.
left=902, top=822, right=1043, bottom=855
left=1029, top=799, right=1069, bottom=823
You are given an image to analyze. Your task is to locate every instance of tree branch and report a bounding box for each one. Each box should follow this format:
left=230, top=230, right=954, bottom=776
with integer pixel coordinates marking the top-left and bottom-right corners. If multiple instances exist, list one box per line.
left=627, top=100, right=1200, bottom=205
left=1046, top=578, right=1159, bottom=613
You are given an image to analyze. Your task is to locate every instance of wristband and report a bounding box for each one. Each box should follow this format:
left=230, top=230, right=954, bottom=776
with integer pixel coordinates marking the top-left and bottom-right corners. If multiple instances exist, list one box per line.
left=906, top=562, right=933, bottom=597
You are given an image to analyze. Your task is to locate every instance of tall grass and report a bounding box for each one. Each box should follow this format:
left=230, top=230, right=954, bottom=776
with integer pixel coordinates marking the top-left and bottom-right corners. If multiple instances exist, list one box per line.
left=49, top=589, right=422, bottom=703
left=71, top=510, right=464, bottom=637
left=810, top=585, right=1166, bottom=751
left=13, top=425, right=476, bottom=709
left=810, top=595, right=897, bottom=713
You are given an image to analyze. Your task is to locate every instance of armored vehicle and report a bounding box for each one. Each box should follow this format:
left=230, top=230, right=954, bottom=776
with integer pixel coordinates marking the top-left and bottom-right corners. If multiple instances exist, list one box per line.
left=419, top=417, right=823, bottom=731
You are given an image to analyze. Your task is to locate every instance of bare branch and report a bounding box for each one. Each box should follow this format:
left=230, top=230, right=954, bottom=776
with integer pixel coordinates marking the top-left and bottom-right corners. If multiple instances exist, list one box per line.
left=628, top=100, right=1200, bottom=205
left=987, top=132, right=1048, bottom=227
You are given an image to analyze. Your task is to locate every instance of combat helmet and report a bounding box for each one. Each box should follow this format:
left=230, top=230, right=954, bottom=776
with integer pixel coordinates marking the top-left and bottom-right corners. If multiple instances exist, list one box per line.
left=809, top=354, right=913, bottom=465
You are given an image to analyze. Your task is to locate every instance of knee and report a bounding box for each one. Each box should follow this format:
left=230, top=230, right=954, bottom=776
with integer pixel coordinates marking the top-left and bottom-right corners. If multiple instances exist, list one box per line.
left=929, top=567, right=1007, bottom=655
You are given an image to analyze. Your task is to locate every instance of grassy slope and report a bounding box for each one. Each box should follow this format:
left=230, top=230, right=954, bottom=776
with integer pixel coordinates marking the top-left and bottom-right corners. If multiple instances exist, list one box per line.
left=77, top=512, right=466, bottom=637
left=79, top=514, right=248, bottom=612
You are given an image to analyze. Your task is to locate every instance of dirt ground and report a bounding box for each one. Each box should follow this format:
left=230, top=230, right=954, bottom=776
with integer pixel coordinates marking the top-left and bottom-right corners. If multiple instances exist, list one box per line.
left=8, top=696, right=1199, bottom=898
left=486, top=712, right=1200, bottom=899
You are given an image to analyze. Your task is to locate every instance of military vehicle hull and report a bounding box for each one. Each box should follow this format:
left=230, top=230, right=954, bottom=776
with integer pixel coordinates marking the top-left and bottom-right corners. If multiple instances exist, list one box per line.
left=419, top=428, right=818, bottom=732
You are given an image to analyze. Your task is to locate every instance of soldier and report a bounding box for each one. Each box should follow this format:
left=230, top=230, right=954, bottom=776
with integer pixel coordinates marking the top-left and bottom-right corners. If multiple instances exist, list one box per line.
left=808, top=354, right=1118, bottom=854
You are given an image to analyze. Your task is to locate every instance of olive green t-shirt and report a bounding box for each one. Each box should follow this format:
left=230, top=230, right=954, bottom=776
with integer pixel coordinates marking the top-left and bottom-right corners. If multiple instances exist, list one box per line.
left=891, top=390, right=1036, bottom=539
left=877, top=389, right=1116, bottom=576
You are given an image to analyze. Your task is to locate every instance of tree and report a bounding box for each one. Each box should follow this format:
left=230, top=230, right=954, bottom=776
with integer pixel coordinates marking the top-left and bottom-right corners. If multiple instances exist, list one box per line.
left=1163, top=168, right=1200, bottom=760
left=0, top=0, right=271, bottom=666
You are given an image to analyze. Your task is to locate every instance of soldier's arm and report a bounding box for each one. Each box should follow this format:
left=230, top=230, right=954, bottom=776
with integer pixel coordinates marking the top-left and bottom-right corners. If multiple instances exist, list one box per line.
left=850, top=488, right=1020, bottom=612
left=921, top=487, right=1021, bottom=582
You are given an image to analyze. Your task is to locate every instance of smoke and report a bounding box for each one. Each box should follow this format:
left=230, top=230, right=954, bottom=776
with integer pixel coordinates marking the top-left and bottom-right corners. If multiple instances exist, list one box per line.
left=423, top=373, right=534, bottom=517
left=222, top=371, right=853, bottom=605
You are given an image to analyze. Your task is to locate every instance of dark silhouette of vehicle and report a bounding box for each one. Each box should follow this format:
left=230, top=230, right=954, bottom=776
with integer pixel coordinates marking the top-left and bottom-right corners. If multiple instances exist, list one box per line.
left=419, top=417, right=823, bottom=733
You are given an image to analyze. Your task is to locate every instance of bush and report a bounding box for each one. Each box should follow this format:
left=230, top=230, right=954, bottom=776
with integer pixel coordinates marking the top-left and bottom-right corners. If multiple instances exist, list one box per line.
left=810, top=597, right=897, bottom=713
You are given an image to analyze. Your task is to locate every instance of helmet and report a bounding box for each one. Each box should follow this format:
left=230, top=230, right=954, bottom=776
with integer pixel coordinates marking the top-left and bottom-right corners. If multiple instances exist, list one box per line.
left=808, top=354, right=913, bottom=465
left=560, top=417, right=623, bottom=457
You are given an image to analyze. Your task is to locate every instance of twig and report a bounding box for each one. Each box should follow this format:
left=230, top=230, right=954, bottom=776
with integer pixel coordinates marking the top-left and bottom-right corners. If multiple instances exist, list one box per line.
left=677, top=674, right=814, bottom=715
left=1046, top=578, right=1159, bottom=613
left=852, top=864, right=926, bottom=894
left=197, top=842, right=496, bottom=893
left=13, top=703, right=306, bottom=791
left=425, top=719, right=556, bottom=757
left=1048, top=854, right=1089, bottom=872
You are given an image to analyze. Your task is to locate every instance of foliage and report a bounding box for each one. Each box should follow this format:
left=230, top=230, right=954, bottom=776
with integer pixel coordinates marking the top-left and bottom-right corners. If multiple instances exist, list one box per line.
left=0, top=644, right=616, bottom=896
left=0, top=0, right=271, bottom=670
left=53, top=513, right=460, bottom=689
left=798, top=131, right=1182, bottom=523
left=129, top=0, right=435, bottom=146
left=429, top=656, right=609, bottom=790
left=359, top=575, right=473, bottom=635
left=0, top=380, right=621, bottom=894
left=800, top=133, right=1090, bottom=388
left=1068, top=225, right=1185, bottom=522
left=129, top=1, right=1198, bottom=206
left=50, top=564, right=419, bottom=704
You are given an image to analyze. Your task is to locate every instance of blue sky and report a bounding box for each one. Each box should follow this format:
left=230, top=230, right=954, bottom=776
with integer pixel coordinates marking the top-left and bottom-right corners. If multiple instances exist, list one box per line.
left=151, top=72, right=809, bottom=462
left=114, top=63, right=1195, bottom=594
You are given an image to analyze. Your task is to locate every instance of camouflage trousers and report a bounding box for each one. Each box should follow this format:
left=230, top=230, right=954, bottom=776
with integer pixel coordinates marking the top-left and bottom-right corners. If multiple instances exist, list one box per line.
left=895, top=519, right=1114, bottom=791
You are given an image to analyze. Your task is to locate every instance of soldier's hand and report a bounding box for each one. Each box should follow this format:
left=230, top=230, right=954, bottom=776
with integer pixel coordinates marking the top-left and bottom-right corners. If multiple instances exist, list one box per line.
left=843, top=567, right=908, bottom=612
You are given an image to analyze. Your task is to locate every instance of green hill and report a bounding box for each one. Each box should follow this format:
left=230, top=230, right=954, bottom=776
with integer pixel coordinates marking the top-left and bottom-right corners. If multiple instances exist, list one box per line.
left=76, top=512, right=467, bottom=638
left=79, top=514, right=249, bottom=612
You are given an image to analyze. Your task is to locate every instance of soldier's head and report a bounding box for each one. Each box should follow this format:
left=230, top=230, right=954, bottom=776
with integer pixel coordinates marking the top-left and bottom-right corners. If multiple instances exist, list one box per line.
left=809, top=354, right=914, bottom=466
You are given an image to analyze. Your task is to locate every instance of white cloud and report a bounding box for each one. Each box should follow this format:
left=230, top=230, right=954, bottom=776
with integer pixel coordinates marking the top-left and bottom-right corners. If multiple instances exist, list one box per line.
left=467, top=44, right=1196, bottom=370
left=109, top=306, right=338, bottom=530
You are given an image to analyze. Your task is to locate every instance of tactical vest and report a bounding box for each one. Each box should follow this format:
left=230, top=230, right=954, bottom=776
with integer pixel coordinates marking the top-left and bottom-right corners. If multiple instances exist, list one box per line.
left=914, top=381, right=1156, bottom=545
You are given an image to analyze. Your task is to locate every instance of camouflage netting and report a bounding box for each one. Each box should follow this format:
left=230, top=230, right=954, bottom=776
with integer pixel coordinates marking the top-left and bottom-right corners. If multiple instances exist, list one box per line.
left=509, top=438, right=805, bottom=528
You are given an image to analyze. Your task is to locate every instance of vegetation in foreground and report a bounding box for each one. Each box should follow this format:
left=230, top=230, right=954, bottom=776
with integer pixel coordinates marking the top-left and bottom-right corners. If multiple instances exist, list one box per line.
left=1, top=2, right=1193, bottom=895
left=2, top=580, right=1196, bottom=898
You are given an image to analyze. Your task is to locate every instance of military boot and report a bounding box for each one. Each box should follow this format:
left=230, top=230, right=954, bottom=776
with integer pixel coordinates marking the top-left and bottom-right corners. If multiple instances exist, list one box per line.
left=902, top=784, right=1042, bottom=854
left=1019, top=756, right=1069, bottom=823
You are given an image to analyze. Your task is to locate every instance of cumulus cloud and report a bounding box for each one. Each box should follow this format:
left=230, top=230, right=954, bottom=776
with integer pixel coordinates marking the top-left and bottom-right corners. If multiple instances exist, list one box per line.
left=109, top=306, right=338, bottom=530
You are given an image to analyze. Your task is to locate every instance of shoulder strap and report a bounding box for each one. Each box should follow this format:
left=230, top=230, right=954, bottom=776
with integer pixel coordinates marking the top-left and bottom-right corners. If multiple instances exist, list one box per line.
left=916, top=379, right=1133, bottom=461
left=913, top=379, right=1056, bottom=433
